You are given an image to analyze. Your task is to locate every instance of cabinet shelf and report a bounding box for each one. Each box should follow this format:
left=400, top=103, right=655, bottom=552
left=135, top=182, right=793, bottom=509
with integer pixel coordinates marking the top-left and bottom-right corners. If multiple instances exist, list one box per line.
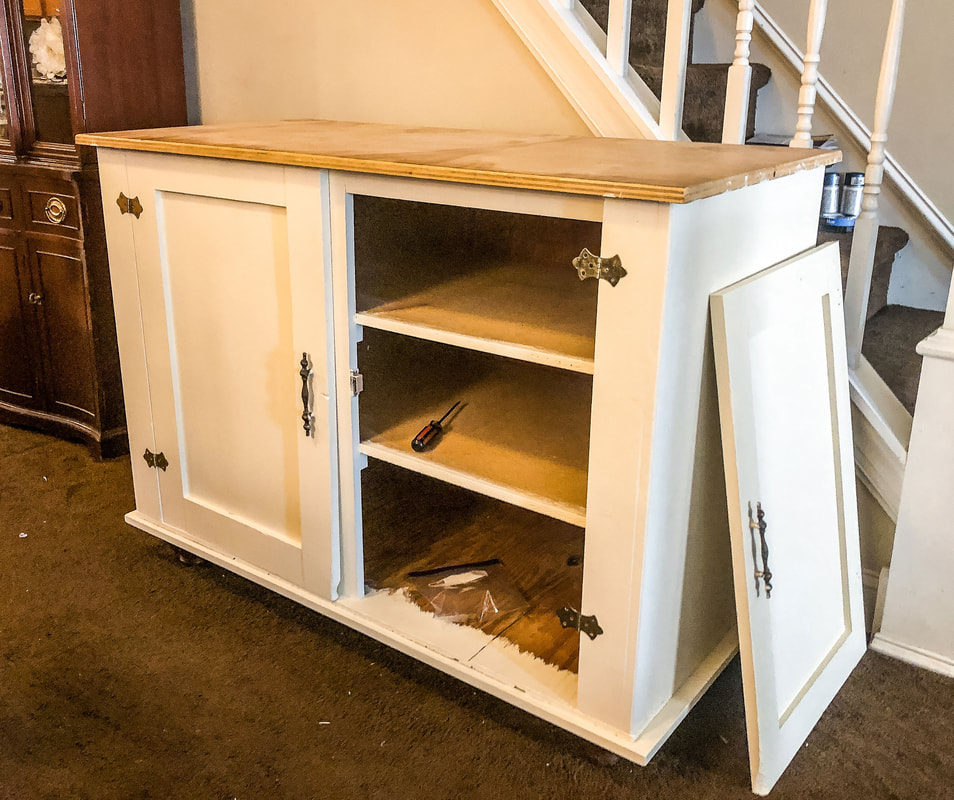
left=353, top=194, right=600, bottom=374
left=356, top=260, right=597, bottom=374
left=357, top=330, right=591, bottom=526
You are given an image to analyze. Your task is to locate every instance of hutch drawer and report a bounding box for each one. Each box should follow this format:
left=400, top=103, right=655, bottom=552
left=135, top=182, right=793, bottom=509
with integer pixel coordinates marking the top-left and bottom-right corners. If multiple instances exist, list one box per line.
left=23, top=178, right=81, bottom=237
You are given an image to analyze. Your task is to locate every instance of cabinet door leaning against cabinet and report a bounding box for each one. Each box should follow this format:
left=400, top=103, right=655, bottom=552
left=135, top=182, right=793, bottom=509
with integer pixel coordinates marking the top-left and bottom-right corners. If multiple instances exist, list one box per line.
left=0, top=0, right=187, bottom=457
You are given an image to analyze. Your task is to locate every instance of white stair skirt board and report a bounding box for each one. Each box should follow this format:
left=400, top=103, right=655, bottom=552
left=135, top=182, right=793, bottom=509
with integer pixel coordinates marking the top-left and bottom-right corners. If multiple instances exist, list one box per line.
left=711, top=242, right=867, bottom=795
left=872, top=327, right=954, bottom=680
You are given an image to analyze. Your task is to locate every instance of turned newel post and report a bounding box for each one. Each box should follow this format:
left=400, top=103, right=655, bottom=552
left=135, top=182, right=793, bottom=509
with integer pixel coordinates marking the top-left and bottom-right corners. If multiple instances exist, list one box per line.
left=722, top=0, right=755, bottom=144
left=790, top=0, right=829, bottom=148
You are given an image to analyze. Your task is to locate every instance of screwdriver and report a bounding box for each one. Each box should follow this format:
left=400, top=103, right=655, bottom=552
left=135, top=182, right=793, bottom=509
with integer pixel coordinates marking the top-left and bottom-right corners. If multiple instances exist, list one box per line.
left=411, top=401, right=461, bottom=452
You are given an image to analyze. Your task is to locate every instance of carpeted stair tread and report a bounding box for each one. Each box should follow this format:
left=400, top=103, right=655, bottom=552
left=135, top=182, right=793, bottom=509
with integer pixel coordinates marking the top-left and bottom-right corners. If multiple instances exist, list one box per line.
left=862, top=305, right=943, bottom=414
left=576, top=0, right=770, bottom=142
left=636, top=62, right=771, bottom=142
left=818, top=225, right=909, bottom=321
left=579, top=0, right=706, bottom=69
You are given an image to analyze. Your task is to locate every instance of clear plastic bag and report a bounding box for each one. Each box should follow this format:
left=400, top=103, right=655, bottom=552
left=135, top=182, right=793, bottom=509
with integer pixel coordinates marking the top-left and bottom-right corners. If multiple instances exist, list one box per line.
left=403, top=559, right=528, bottom=630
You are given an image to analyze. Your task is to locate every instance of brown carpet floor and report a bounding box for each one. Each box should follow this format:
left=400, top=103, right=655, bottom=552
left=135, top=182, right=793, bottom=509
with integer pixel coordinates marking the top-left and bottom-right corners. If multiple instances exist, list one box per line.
left=2, top=422, right=953, bottom=800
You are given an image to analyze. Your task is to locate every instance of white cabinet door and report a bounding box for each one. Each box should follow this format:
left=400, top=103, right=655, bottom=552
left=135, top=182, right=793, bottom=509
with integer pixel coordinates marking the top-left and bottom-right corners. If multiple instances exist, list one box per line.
left=122, top=153, right=340, bottom=598
left=711, top=243, right=866, bottom=795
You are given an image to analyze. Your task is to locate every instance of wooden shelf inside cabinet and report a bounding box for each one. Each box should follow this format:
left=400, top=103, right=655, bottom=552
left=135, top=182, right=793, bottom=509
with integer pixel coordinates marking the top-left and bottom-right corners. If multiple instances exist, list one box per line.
left=356, top=260, right=598, bottom=374
left=357, top=331, right=592, bottom=526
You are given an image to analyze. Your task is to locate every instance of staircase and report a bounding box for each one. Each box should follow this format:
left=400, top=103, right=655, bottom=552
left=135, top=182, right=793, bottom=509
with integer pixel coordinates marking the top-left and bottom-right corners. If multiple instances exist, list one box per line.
left=559, top=0, right=940, bottom=482
left=579, top=0, right=769, bottom=141
left=819, top=225, right=943, bottom=415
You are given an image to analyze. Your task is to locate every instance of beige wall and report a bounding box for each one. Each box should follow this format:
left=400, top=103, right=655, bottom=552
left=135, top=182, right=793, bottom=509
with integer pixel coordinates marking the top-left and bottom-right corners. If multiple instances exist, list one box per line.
left=757, top=0, right=954, bottom=226
left=188, top=0, right=590, bottom=137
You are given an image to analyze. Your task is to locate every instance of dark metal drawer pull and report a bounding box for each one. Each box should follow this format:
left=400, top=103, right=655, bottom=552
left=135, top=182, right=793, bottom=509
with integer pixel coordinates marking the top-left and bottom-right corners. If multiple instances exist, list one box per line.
left=748, top=501, right=773, bottom=598
left=300, top=352, right=314, bottom=437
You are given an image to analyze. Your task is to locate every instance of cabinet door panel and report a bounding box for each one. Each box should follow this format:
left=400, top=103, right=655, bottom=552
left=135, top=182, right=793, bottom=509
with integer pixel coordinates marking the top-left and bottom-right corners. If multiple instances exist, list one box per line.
left=0, top=234, right=42, bottom=409
left=127, top=156, right=337, bottom=595
left=711, top=243, right=865, bottom=795
left=31, top=236, right=98, bottom=423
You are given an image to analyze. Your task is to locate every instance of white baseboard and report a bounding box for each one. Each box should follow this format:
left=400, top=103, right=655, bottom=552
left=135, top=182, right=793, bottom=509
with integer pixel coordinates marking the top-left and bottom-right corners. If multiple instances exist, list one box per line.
left=869, top=633, right=954, bottom=680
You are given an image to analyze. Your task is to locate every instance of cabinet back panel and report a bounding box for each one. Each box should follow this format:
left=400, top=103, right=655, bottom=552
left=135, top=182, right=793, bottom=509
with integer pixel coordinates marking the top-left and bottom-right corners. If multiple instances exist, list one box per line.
left=158, top=192, right=302, bottom=543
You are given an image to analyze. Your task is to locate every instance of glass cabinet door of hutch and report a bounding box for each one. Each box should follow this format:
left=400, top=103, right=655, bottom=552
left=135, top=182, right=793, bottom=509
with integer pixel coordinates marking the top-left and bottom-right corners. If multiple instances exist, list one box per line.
left=0, top=0, right=80, bottom=160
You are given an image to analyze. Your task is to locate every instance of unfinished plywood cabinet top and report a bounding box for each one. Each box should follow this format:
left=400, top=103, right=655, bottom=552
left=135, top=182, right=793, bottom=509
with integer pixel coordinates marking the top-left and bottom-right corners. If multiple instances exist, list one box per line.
left=76, top=119, right=839, bottom=204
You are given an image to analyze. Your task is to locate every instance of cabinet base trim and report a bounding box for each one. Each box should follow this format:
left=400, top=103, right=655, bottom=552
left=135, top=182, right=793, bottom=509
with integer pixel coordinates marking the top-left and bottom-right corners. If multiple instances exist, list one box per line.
left=0, top=402, right=127, bottom=458
left=124, top=510, right=739, bottom=765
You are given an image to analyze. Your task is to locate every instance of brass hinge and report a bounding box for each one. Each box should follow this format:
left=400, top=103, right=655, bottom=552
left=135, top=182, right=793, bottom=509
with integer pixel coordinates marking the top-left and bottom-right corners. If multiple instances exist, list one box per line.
left=143, top=449, right=169, bottom=471
left=572, top=248, right=626, bottom=287
left=557, top=606, right=604, bottom=640
left=117, top=192, right=143, bottom=219
left=350, top=369, right=364, bottom=396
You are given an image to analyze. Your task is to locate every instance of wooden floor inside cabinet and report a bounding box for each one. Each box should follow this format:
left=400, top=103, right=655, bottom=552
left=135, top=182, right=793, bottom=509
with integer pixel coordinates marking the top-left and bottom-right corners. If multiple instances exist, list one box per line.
left=356, top=329, right=592, bottom=526
left=352, top=196, right=601, bottom=374
left=359, top=459, right=585, bottom=677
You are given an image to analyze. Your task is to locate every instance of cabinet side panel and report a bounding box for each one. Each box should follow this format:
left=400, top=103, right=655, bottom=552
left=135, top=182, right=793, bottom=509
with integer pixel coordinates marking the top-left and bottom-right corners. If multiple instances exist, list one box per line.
left=630, top=168, right=825, bottom=733
left=96, top=148, right=161, bottom=518
left=69, top=0, right=188, bottom=133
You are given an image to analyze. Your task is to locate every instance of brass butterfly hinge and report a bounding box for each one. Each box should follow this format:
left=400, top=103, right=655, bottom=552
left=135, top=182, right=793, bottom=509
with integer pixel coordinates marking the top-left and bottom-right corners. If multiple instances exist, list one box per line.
left=572, top=248, right=627, bottom=287
left=117, top=192, right=143, bottom=218
left=557, top=606, right=604, bottom=640
left=143, top=449, right=169, bottom=471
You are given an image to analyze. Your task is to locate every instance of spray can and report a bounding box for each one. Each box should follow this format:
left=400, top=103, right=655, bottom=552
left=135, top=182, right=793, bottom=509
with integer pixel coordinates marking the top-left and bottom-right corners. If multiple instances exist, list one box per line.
left=840, top=172, right=865, bottom=218
left=820, top=172, right=842, bottom=218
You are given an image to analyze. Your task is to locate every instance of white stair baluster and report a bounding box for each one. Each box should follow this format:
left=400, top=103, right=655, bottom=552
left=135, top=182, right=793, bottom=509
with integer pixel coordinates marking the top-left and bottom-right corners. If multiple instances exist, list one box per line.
left=844, top=0, right=907, bottom=367
left=722, top=0, right=754, bottom=144
left=659, top=0, right=693, bottom=140
left=790, top=0, right=829, bottom=148
left=606, top=0, right=634, bottom=77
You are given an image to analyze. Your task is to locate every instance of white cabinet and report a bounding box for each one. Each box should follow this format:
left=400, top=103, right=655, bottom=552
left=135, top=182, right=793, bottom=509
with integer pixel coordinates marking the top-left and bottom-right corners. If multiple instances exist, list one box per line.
left=82, top=121, right=858, bottom=793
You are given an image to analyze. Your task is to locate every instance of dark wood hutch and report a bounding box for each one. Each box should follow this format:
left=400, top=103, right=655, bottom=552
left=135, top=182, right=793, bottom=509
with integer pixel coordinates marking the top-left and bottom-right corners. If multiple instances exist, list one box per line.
left=0, top=0, right=187, bottom=457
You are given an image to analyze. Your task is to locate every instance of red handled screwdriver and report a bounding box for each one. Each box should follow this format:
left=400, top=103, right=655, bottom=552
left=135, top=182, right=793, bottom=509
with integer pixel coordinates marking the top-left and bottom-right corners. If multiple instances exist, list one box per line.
left=411, top=401, right=461, bottom=452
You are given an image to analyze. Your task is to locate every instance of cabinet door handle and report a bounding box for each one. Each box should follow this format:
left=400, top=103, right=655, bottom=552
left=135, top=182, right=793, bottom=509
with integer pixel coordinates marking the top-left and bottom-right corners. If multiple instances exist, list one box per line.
left=300, top=352, right=314, bottom=437
left=748, top=501, right=772, bottom=598
left=28, top=292, right=43, bottom=305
